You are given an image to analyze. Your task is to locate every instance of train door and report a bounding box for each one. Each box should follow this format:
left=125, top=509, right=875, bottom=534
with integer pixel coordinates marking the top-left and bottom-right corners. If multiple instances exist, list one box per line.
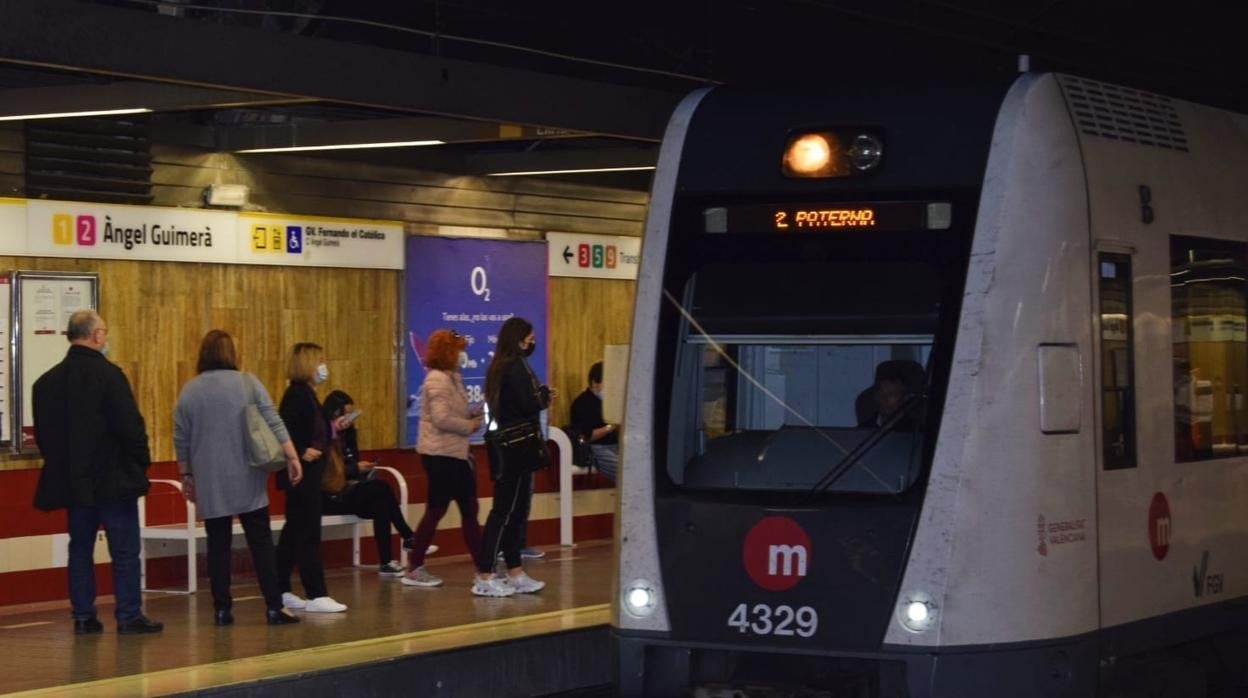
left=1091, top=246, right=1138, bottom=627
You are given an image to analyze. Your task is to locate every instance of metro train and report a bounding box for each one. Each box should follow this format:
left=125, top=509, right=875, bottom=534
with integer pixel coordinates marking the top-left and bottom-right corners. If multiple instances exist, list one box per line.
left=612, top=72, right=1248, bottom=697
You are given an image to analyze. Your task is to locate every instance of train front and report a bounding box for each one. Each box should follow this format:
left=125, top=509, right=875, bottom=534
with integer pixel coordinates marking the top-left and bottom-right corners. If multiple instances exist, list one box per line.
left=613, top=83, right=1008, bottom=697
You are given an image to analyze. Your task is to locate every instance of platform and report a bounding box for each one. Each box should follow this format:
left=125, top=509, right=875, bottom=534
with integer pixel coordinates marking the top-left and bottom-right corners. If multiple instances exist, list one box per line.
left=0, top=541, right=614, bottom=697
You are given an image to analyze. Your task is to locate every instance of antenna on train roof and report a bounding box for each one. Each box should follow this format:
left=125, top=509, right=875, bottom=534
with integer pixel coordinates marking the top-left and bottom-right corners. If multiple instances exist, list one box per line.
left=1018, top=54, right=1031, bottom=73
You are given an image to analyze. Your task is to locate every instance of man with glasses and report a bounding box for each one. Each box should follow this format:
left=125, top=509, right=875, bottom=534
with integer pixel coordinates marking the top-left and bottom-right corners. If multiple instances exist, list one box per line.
left=32, top=310, right=162, bottom=635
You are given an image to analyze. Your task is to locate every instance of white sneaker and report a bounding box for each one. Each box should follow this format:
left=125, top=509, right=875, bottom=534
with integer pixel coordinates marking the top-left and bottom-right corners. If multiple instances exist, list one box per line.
left=304, top=596, right=348, bottom=613
left=281, top=592, right=307, bottom=610
left=401, top=566, right=443, bottom=587
left=506, top=572, right=545, bottom=594
left=471, top=576, right=516, bottom=597
left=378, top=560, right=406, bottom=576
left=426, top=544, right=439, bottom=556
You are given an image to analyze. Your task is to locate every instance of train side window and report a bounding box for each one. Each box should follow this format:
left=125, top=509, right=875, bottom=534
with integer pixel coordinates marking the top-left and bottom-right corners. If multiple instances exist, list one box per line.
left=1098, top=254, right=1135, bottom=469
left=1171, top=236, right=1248, bottom=462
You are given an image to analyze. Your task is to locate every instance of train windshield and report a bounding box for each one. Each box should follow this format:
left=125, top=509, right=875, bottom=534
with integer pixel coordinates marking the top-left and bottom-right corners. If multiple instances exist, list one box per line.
left=665, top=259, right=943, bottom=494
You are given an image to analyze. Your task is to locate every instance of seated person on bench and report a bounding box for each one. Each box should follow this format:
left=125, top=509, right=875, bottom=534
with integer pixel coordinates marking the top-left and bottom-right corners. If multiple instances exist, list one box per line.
left=321, top=390, right=433, bottom=576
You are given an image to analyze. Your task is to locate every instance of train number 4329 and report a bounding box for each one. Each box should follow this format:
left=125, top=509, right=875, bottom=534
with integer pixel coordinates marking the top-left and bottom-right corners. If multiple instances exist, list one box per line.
left=726, top=603, right=818, bottom=638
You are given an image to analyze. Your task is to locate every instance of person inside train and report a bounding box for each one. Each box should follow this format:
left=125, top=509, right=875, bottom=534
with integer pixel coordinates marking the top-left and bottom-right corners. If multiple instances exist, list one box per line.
left=856, top=359, right=924, bottom=431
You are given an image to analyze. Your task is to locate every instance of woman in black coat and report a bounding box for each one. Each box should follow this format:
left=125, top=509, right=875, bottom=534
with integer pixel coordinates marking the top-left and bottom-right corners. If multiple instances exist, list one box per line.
left=472, top=317, right=554, bottom=597
left=276, top=342, right=347, bottom=614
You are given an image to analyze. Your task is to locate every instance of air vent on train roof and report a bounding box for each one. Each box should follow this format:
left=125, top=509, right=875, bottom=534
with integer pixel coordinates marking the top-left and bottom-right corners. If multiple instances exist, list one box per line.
left=1058, top=74, right=1189, bottom=152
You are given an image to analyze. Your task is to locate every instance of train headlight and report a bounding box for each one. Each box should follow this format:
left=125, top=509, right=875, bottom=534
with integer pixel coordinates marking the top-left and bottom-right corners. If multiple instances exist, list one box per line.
left=848, top=133, right=884, bottom=171
left=898, top=592, right=937, bottom=633
left=781, top=129, right=883, bottom=178
left=783, top=134, right=833, bottom=175
left=623, top=579, right=658, bottom=618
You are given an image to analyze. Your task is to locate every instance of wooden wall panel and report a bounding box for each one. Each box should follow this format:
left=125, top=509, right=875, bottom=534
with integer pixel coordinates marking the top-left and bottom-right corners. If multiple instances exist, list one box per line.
left=148, top=145, right=647, bottom=236
left=547, top=277, right=636, bottom=428
left=0, top=257, right=398, bottom=465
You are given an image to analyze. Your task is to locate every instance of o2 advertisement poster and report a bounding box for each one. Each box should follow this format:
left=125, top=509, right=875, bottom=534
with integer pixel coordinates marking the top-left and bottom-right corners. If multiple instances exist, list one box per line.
left=404, top=236, right=548, bottom=446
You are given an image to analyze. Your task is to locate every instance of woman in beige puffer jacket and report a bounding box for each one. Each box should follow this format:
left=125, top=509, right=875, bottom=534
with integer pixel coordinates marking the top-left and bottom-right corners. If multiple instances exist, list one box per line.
left=402, top=329, right=486, bottom=588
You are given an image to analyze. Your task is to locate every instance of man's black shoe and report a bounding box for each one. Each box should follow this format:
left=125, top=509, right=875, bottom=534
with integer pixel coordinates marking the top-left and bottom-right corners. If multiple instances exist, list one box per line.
left=117, top=615, right=163, bottom=634
left=266, top=608, right=300, bottom=625
left=73, top=617, right=103, bottom=635
left=214, top=609, right=234, bottom=626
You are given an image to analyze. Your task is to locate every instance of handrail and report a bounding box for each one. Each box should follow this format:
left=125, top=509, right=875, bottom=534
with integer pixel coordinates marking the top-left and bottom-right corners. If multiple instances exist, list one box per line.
left=547, top=426, right=575, bottom=547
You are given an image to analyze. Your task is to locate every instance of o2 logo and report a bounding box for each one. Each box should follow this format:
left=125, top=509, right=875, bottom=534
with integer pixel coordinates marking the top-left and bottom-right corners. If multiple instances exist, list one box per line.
left=471, top=266, right=490, bottom=301
left=52, top=214, right=97, bottom=247
left=742, top=516, right=811, bottom=591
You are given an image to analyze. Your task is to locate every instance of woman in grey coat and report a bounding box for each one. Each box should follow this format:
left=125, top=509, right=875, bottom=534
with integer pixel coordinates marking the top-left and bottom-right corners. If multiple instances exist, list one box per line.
left=174, top=330, right=303, bottom=626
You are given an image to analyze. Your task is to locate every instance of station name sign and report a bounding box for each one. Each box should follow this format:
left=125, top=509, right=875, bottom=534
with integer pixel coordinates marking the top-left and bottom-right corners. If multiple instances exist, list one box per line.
left=0, top=199, right=404, bottom=270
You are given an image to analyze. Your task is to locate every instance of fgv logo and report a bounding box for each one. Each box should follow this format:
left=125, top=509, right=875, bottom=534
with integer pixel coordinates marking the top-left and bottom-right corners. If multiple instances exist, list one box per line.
left=742, top=516, right=812, bottom=591
left=52, top=214, right=97, bottom=247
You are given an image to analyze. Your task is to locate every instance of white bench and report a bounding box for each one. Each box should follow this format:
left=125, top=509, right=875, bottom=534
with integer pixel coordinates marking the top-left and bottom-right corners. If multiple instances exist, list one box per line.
left=138, top=466, right=410, bottom=593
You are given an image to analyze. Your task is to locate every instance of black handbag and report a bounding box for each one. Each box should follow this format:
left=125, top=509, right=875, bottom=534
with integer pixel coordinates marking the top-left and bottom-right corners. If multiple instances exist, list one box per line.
left=562, top=423, right=597, bottom=470
left=484, top=420, right=550, bottom=481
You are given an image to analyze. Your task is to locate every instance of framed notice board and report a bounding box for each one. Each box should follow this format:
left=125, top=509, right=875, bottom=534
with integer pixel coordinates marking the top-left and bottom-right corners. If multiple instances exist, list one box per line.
left=0, top=275, right=9, bottom=446
left=13, top=271, right=99, bottom=452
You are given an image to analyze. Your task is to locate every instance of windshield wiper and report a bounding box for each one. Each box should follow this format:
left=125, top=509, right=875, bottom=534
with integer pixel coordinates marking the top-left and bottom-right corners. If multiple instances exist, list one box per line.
left=808, top=392, right=925, bottom=497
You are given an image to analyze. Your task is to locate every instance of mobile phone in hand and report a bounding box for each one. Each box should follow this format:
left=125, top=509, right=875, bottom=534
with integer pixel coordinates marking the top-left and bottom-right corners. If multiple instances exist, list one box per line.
left=340, top=410, right=363, bottom=427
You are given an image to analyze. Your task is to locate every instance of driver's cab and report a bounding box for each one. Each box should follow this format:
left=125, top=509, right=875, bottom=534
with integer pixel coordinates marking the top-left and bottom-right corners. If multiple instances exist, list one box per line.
left=677, top=338, right=930, bottom=494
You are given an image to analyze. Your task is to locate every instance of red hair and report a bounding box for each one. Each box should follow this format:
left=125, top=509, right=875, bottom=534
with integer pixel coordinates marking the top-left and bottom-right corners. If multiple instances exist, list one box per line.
left=425, top=329, right=464, bottom=371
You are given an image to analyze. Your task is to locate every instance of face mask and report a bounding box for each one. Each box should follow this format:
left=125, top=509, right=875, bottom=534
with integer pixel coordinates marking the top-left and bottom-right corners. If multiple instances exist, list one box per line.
left=315, top=363, right=329, bottom=384
left=523, top=341, right=536, bottom=358
left=100, top=342, right=111, bottom=358
left=592, top=389, right=603, bottom=399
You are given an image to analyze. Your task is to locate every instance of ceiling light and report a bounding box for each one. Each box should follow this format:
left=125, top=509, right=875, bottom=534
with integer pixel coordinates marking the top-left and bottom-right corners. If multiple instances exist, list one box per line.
left=236, top=140, right=445, bottom=154
left=486, top=166, right=656, bottom=177
left=0, top=108, right=152, bottom=122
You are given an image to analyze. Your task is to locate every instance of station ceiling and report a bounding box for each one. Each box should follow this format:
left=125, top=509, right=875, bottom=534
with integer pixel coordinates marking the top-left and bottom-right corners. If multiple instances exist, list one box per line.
left=0, top=0, right=1244, bottom=191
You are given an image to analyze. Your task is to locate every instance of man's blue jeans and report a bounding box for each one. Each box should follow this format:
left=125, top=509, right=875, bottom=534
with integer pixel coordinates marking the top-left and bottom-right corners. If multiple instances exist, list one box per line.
left=67, top=500, right=142, bottom=623
left=591, top=444, right=619, bottom=483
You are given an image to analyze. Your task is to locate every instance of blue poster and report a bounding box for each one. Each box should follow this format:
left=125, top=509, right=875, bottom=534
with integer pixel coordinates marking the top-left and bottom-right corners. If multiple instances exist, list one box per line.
left=404, top=237, right=548, bottom=445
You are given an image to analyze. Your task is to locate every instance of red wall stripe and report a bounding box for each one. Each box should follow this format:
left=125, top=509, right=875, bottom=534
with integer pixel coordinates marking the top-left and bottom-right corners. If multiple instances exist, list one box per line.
left=3, top=445, right=610, bottom=538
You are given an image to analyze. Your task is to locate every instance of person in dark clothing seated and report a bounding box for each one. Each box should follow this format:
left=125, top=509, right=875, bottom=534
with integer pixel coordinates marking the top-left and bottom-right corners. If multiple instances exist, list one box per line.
left=569, top=361, right=619, bottom=483
left=321, top=390, right=431, bottom=576
left=856, top=360, right=924, bottom=431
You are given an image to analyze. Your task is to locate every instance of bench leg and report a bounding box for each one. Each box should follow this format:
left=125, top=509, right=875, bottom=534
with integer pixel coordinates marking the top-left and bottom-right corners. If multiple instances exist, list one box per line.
left=353, top=523, right=361, bottom=567
left=139, top=540, right=148, bottom=592
left=187, top=536, right=197, bottom=593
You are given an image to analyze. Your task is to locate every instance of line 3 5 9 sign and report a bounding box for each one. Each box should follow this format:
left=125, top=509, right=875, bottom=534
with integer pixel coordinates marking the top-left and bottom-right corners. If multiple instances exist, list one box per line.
left=546, top=232, right=640, bottom=280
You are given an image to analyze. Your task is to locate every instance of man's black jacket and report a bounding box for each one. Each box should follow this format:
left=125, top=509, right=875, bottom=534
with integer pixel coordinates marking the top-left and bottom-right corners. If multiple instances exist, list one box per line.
left=32, top=345, right=151, bottom=511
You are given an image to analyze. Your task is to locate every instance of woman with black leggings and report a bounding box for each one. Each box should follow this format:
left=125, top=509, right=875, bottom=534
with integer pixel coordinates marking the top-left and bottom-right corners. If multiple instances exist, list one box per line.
left=402, top=329, right=487, bottom=588
left=474, top=317, right=554, bottom=597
